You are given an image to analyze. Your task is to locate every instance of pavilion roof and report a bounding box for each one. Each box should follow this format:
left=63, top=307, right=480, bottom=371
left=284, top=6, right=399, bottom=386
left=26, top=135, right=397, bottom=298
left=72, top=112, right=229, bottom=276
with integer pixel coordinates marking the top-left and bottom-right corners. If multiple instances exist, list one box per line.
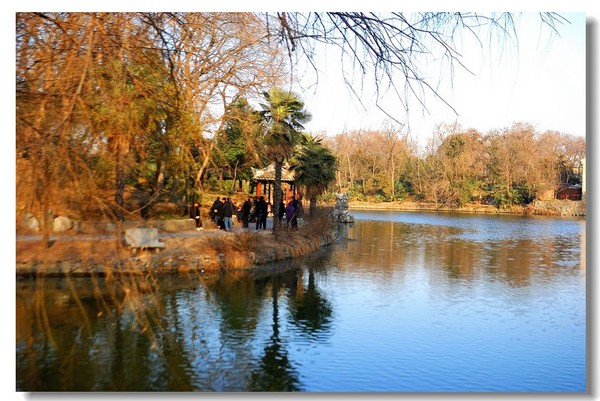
left=252, top=162, right=296, bottom=182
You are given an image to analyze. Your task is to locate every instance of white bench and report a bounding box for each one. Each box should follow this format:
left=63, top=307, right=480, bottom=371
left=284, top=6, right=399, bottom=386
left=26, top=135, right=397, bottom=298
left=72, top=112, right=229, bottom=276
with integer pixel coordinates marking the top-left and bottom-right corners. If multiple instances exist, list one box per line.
left=124, top=228, right=165, bottom=253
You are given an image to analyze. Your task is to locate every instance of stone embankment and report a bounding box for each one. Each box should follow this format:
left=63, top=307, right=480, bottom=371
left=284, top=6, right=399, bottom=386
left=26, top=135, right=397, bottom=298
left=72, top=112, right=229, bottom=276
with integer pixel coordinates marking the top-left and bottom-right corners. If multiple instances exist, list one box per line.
left=530, top=200, right=586, bottom=217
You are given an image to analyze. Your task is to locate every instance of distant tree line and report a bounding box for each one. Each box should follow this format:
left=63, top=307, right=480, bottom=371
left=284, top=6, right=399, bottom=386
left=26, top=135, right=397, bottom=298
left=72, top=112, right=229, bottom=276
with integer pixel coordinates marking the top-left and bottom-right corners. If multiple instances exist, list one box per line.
left=325, top=122, right=585, bottom=208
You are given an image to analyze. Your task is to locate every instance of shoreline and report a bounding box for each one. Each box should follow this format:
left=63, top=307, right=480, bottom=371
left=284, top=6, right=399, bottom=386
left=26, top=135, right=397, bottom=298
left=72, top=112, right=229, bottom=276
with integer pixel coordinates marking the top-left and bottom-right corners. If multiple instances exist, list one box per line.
left=15, top=198, right=585, bottom=278
left=16, top=227, right=339, bottom=278
left=348, top=199, right=586, bottom=217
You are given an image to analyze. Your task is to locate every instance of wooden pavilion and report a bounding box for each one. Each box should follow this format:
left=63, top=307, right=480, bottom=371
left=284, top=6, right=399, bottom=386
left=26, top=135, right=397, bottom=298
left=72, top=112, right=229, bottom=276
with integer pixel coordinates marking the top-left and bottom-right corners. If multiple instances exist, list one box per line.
left=251, top=162, right=300, bottom=206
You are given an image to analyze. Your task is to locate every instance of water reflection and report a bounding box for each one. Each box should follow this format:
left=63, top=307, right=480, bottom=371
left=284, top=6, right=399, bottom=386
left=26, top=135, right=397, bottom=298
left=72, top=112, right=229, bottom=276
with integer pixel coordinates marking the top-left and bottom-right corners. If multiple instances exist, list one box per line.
left=16, top=212, right=586, bottom=392
left=16, top=275, right=201, bottom=391
left=343, top=214, right=584, bottom=288
left=249, top=276, right=300, bottom=391
left=287, top=262, right=333, bottom=339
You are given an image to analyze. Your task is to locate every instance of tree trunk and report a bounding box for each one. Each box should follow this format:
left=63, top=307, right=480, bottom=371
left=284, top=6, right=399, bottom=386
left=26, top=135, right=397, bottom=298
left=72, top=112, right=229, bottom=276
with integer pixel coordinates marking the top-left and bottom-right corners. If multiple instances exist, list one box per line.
left=231, top=160, right=239, bottom=192
left=347, top=153, right=354, bottom=186
left=391, top=157, right=395, bottom=201
left=273, top=157, right=283, bottom=235
left=195, top=119, right=227, bottom=188
left=416, top=160, right=423, bottom=195
left=114, top=143, right=126, bottom=222
left=309, top=195, right=317, bottom=218
left=152, top=144, right=164, bottom=195
left=40, top=189, right=52, bottom=249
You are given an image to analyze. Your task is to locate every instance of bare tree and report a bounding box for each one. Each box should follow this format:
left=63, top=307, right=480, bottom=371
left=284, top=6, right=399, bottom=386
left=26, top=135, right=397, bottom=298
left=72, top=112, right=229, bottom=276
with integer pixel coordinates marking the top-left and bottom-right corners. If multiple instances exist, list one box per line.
left=16, top=12, right=288, bottom=243
left=141, top=13, right=288, bottom=197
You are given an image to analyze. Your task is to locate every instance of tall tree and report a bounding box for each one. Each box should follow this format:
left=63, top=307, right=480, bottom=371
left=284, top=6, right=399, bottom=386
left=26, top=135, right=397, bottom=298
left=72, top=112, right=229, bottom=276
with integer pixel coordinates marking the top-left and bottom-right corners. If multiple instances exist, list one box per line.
left=432, top=124, right=486, bottom=206
left=486, top=123, right=538, bottom=207
left=16, top=13, right=153, bottom=242
left=259, top=88, right=311, bottom=233
left=212, top=98, right=264, bottom=192
left=290, top=135, right=338, bottom=218
left=141, top=12, right=287, bottom=199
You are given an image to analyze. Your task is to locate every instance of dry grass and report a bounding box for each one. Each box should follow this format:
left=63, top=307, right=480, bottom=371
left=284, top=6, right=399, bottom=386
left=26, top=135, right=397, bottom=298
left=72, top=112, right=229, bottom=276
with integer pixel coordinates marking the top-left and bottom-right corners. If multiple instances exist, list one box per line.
left=295, top=208, right=334, bottom=239
left=16, top=238, right=124, bottom=264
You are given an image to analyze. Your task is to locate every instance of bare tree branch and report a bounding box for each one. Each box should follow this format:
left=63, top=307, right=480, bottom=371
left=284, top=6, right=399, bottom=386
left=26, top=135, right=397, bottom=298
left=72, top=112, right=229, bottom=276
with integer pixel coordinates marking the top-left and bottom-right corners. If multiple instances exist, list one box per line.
left=266, top=12, right=568, bottom=126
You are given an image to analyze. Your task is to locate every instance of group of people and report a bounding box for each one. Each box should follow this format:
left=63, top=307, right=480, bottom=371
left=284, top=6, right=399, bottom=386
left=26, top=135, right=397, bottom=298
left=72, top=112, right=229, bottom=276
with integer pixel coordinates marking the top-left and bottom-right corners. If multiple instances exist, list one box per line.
left=195, top=195, right=301, bottom=232
left=208, top=196, right=238, bottom=231
left=242, top=196, right=269, bottom=230
left=207, top=195, right=269, bottom=231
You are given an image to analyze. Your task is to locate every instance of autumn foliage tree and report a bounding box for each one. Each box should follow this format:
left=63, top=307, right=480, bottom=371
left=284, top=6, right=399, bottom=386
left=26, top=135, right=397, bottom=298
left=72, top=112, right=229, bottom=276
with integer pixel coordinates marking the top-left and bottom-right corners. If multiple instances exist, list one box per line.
left=16, top=12, right=286, bottom=243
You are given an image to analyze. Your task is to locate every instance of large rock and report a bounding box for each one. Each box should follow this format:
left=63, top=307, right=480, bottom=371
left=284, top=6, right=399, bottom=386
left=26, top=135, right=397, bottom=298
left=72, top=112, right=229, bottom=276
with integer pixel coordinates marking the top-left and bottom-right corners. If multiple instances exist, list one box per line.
left=332, top=209, right=355, bottom=223
left=332, top=193, right=354, bottom=223
left=53, top=216, right=74, bottom=232
left=21, top=212, right=39, bottom=231
left=124, top=228, right=165, bottom=253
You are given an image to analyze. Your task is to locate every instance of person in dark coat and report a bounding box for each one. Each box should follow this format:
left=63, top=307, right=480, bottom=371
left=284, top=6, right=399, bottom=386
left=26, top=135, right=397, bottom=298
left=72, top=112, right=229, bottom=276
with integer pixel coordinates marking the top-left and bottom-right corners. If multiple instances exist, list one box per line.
left=285, top=201, right=296, bottom=228
left=278, top=200, right=285, bottom=223
left=223, top=197, right=235, bottom=231
left=257, top=196, right=268, bottom=230
left=254, top=197, right=262, bottom=230
left=290, top=198, right=300, bottom=228
left=242, top=197, right=252, bottom=228
left=193, top=200, right=203, bottom=231
left=210, top=197, right=221, bottom=227
left=217, top=197, right=227, bottom=229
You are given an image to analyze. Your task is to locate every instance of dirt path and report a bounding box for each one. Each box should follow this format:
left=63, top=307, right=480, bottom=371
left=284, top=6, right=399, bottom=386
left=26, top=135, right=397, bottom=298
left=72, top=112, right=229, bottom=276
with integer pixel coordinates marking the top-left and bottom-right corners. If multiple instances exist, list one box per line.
left=16, top=217, right=276, bottom=243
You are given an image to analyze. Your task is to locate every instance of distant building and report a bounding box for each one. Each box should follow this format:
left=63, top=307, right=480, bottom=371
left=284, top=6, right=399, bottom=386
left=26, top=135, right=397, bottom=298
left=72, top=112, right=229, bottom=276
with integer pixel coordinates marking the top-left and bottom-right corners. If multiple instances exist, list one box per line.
left=554, top=156, right=585, bottom=201
left=251, top=162, right=300, bottom=205
left=582, top=157, right=586, bottom=200
left=556, top=183, right=582, bottom=200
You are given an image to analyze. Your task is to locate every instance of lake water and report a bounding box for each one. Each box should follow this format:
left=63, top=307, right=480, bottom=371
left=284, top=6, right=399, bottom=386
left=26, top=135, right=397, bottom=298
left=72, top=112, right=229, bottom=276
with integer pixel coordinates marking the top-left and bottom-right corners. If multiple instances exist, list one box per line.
left=16, top=210, right=587, bottom=392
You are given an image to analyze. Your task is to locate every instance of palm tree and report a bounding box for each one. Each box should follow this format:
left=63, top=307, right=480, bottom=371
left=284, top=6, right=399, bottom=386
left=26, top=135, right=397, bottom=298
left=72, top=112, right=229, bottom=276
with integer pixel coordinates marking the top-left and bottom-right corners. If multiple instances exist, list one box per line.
left=291, top=135, right=338, bottom=218
left=259, top=88, right=311, bottom=233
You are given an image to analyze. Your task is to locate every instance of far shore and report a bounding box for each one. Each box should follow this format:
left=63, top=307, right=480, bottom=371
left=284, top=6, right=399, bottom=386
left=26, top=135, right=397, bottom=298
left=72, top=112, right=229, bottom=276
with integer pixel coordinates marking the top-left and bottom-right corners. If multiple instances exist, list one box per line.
left=348, top=199, right=586, bottom=217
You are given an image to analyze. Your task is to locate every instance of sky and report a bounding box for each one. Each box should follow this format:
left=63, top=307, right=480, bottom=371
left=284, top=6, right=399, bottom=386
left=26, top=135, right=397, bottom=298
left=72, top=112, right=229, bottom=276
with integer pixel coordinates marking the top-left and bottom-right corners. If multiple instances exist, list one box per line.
left=294, top=12, right=587, bottom=148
